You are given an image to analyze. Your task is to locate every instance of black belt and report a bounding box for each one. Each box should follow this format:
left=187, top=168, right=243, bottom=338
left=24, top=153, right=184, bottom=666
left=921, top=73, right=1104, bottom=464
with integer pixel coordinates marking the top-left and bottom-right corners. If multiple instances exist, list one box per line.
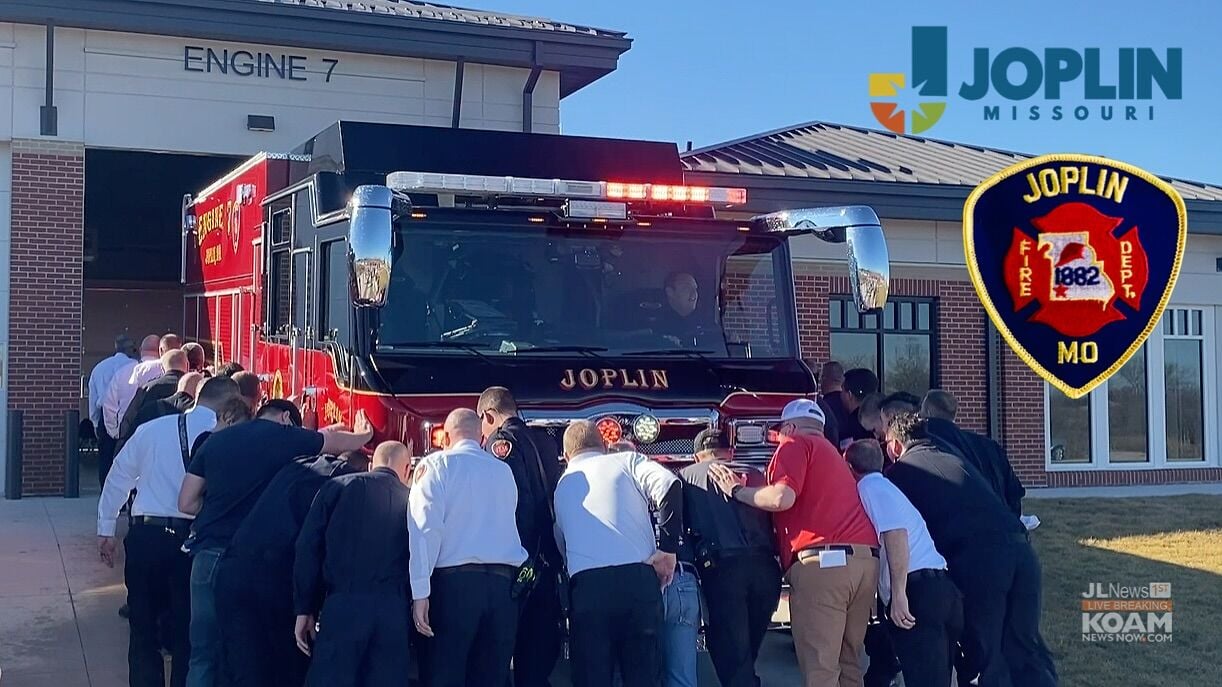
left=435, top=563, right=518, bottom=580
left=133, top=515, right=192, bottom=530
left=908, top=568, right=951, bottom=582
left=796, top=544, right=880, bottom=562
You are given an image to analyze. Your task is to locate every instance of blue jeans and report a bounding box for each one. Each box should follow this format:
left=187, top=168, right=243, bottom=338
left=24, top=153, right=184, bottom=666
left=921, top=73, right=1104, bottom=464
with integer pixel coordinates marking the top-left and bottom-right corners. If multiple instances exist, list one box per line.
left=660, top=567, right=701, bottom=687
left=188, top=548, right=224, bottom=687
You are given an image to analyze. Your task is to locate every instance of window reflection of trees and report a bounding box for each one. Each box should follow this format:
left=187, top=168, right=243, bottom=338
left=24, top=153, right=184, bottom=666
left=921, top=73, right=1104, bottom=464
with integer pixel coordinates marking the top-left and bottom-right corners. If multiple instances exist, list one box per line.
left=1165, top=339, right=1204, bottom=461
left=1049, top=388, right=1091, bottom=464
left=1107, top=347, right=1148, bottom=462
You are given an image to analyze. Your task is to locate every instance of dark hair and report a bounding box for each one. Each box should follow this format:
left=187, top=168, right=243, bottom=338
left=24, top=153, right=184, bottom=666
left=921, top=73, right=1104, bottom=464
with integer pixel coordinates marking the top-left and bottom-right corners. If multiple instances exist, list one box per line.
left=258, top=399, right=304, bottom=427
left=843, top=368, right=879, bottom=399
left=477, top=386, right=518, bottom=417
left=232, top=371, right=262, bottom=401
left=217, top=396, right=253, bottom=427
left=197, top=376, right=239, bottom=405
left=880, top=392, right=920, bottom=418
left=182, top=342, right=206, bottom=370
left=694, top=428, right=730, bottom=452
left=886, top=412, right=929, bottom=446
left=214, top=362, right=245, bottom=378
left=845, top=439, right=885, bottom=474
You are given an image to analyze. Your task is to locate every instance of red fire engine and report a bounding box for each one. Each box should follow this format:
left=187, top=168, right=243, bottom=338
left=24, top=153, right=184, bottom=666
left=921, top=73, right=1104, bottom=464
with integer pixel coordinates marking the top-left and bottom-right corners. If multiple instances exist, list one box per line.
left=182, top=120, right=889, bottom=464
left=182, top=121, right=890, bottom=627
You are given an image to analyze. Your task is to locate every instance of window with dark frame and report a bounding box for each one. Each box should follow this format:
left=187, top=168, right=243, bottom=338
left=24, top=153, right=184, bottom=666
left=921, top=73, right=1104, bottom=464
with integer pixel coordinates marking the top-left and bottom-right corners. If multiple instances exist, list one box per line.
left=266, top=207, right=293, bottom=339
left=319, top=240, right=349, bottom=343
left=828, top=297, right=937, bottom=395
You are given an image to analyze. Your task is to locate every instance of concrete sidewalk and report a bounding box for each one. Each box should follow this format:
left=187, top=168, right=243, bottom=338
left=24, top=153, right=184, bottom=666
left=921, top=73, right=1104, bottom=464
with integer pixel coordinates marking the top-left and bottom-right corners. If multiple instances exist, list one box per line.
left=0, top=497, right=127, bottom=687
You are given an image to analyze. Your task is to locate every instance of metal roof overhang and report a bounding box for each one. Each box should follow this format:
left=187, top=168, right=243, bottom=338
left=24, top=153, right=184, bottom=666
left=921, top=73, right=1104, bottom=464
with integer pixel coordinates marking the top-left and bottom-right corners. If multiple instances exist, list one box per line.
left=684, top=171, right=1222, bottom=236
left=0, top=0, right=631, bottom=97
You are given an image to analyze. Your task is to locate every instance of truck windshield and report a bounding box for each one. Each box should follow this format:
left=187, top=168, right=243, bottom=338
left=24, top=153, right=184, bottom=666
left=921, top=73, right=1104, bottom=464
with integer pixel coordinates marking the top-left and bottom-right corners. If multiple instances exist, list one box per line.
left=377, top=223, right=797, bottom=359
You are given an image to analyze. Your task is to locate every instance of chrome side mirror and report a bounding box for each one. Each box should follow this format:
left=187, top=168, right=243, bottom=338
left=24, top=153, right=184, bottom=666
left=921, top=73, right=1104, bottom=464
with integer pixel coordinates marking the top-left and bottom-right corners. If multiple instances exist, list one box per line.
left=347, top=185, right=394, bottom=308
left=752, top=205, right=890, bottom=312
left=181, top=193, right=195, bottom=285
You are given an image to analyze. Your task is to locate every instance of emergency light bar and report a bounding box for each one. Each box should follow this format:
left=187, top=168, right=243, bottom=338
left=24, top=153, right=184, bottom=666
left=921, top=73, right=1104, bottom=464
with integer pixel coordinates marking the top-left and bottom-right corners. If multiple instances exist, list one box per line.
left=385, top=171, right=747, bottom=205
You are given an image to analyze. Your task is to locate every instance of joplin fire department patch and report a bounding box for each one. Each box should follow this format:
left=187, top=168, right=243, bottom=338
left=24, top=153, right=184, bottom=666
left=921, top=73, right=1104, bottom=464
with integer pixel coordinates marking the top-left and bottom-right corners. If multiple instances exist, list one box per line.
left=964, top=154, right=1187, bottom=399
left=490, top=439, right=512, bottom=460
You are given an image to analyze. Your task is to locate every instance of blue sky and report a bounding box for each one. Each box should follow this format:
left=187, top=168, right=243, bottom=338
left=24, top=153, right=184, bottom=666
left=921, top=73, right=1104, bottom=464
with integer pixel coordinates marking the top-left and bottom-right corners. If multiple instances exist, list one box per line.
left=471, top=0, right=1220, bottom=184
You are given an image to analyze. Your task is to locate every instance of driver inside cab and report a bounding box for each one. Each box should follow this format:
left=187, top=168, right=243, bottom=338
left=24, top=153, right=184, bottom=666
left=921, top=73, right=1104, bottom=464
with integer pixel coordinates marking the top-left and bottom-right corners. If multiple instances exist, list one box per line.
left=655, top=271, right=701, bottom=345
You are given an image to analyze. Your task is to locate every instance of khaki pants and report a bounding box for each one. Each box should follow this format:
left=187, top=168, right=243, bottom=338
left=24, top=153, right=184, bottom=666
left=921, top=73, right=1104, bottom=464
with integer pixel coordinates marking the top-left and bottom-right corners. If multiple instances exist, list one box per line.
left=787, top=545, right=880, bottom=687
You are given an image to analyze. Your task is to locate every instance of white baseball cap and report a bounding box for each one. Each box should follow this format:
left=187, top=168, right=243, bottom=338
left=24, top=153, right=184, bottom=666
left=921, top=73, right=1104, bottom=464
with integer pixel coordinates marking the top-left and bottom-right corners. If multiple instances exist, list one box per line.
left=771, top=398, right=826, bottom=430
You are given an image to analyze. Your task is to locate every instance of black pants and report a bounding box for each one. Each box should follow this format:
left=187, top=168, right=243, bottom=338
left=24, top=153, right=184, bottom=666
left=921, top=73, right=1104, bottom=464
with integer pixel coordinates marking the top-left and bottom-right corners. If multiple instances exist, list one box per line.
left=511, top=565, right=563, bottom=687
left=306, top=589, right=412, bottom=687
left=214, top=556, right=307, bottom=687
left=569, top=563, right=663, bottom=687
left=948, top=540, right=1058, bottom=687
left=125, top=521, right=192, bottom=687
left=97, top=424, right=117, bottom=488
left=428, top=567, right=518, bottom=687
left=698, top=554, right=781, bottom=687
left=864, top=597, right=901, bottom=687
left=885, top=570, right=964, bottom=687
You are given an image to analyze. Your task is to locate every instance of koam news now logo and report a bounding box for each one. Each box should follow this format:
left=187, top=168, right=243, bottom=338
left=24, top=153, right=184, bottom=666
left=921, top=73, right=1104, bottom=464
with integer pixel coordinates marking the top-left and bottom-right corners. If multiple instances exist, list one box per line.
left=1081, top=582, right=1173, bottom=643
left=869, top=27, right=1183, bottom=134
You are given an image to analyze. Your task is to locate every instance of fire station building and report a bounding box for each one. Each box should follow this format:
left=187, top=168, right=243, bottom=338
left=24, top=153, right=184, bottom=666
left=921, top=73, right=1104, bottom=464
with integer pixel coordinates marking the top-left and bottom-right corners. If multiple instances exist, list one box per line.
left=2, top=1, right=1221, bottom=495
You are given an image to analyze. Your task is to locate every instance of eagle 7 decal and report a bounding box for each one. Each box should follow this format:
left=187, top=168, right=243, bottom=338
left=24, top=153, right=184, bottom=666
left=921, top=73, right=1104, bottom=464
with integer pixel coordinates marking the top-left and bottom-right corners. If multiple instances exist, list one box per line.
left=965, top=154, right=1187, bottom=399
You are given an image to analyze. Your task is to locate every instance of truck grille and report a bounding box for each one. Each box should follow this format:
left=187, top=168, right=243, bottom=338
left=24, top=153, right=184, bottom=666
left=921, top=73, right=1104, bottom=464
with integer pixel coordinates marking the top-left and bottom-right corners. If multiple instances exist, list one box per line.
left=539, top=426, right=697, bottom=457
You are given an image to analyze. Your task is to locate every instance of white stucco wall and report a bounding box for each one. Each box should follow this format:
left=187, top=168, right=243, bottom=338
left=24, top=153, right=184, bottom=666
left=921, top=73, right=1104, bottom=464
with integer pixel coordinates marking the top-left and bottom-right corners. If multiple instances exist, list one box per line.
left=0, top=23, right=561, bottom=154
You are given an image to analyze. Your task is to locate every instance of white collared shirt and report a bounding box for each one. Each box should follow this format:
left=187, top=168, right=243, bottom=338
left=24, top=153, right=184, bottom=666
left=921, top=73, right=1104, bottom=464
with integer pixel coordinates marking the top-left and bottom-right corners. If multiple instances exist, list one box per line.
left=101, top=356, right=163, bottom=437
left=408, top=438, right=527, bottom=599
left=856, top=472, right=948, bottom=604
left=97, top=405, right=217, bottom=537
left=87, top=353, right=133, bottom=427
left=553, top=450, right=679, bottom=577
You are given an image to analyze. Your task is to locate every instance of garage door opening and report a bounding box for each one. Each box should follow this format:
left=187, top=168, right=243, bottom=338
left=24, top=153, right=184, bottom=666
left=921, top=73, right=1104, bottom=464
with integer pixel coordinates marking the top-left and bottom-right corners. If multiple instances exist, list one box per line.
left=80, top=149, right=240, bottom=493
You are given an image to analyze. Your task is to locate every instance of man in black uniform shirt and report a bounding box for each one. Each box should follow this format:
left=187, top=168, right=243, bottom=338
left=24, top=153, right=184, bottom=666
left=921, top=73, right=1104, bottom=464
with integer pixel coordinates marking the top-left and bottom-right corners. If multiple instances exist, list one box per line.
left=678, top=429, right=781, bottom=687
left=884, top=413, right=1057, bottom=687
left=177, top=400, right=374, bottom=687
left=294, top=441, right=414, bottom=687
left=477, top=386, right=564, bottom=687
left=839, top=368, right=880, bottom=448
left=117, top=348, right=190, bottom=448
left=920, top=390, right=1026, bottom=518
left=215, top=449, right=370, bottom=687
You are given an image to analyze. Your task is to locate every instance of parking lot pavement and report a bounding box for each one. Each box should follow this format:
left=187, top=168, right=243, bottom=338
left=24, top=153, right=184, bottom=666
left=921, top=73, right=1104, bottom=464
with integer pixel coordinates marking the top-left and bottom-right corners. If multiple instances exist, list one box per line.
left=0, top=495, right=805, bottom=686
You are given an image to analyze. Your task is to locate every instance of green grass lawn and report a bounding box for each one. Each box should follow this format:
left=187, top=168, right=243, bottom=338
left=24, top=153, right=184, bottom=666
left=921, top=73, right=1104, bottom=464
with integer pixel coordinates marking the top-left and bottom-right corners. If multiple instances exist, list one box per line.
left=1027, top=495, right=1222, bottom=687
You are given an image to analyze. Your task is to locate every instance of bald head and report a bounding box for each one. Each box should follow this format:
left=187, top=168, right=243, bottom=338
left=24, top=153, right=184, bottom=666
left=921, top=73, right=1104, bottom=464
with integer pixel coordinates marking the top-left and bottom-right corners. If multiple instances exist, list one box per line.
left=177, top=371, right=205, bottom=398
left=373, top=441, right=411, bottom=481
left=921, top=390, right=958, bottom=422
left=563, top=420, right=606, bottom=458
left=139, top=334, right=161, bottom=358
left=162, top=349, right=189, bottom=373
left=443, top=408, right=482, bottom=444
left=160, top=333, right=181, bottom=354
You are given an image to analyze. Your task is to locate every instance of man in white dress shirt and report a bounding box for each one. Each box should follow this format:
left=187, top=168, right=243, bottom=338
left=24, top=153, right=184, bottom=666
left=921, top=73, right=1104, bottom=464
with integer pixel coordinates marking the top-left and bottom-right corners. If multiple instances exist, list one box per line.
left=409, top=408, right=527, bottom=687
left=846, top=439, right=963, bottom=687
left=553, top=420, right=683, bottom=687
left=96, top=375, right=239, bottom=687
left=102, top=333, right=178, bottom=439
left=87, top=334, right=137, bottom=487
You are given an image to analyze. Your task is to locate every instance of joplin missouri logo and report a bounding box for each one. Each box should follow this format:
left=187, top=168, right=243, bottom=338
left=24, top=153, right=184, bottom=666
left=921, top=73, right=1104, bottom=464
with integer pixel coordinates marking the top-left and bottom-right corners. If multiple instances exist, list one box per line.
left=964, top=154, right=1186, bottom=398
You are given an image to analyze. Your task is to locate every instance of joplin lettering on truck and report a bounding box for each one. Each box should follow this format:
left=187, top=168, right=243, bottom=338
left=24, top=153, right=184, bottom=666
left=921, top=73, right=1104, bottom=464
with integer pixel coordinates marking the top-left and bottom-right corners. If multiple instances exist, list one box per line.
left=182, top=120, right=890, bottom=468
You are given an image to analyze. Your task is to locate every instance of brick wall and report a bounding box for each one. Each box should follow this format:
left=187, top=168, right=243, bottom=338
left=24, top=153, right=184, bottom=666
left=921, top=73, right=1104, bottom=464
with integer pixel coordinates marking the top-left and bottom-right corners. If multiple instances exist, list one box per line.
left=1000, top=347, right=1047, bottom=486
left=9, top=140, right=85, bottom=495
left=793, top=266, right=991, bottom=426
left=1046, top=468, right=1222, bottom=487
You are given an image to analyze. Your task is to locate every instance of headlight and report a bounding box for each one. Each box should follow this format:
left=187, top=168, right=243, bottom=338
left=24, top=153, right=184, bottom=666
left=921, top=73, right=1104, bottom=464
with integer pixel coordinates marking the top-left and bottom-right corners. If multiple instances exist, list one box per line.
left=735, top=424, right=765, bottom=445
left=632, top=415, right=660, bottom=444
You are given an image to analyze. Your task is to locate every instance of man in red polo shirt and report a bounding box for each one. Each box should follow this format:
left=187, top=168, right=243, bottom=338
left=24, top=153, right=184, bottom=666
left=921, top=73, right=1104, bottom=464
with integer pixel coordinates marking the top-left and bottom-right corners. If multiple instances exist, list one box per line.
left=711, top=398, right=880, bottom=687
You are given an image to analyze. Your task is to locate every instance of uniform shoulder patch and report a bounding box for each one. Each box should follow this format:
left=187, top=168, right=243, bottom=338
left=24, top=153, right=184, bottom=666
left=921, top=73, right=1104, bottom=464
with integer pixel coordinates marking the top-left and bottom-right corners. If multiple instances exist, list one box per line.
left=490, top=439, right=512, bottom=459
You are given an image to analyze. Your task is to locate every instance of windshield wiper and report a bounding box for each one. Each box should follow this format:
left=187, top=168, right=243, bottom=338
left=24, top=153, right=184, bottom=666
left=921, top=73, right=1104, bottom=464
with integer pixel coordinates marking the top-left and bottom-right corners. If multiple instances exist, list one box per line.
left=512, top=345, right=609, bottom=354
left=625, top=349, right=717, bottom=357
left=376, top=341, right=493, bottom=357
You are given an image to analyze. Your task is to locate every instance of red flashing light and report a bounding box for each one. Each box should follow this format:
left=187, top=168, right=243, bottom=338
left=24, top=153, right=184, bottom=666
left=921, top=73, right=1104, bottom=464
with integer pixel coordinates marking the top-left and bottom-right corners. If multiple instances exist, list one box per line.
left=608, top=182, right=746, bottom=205
left=596, top=416, right=624, bottom=445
